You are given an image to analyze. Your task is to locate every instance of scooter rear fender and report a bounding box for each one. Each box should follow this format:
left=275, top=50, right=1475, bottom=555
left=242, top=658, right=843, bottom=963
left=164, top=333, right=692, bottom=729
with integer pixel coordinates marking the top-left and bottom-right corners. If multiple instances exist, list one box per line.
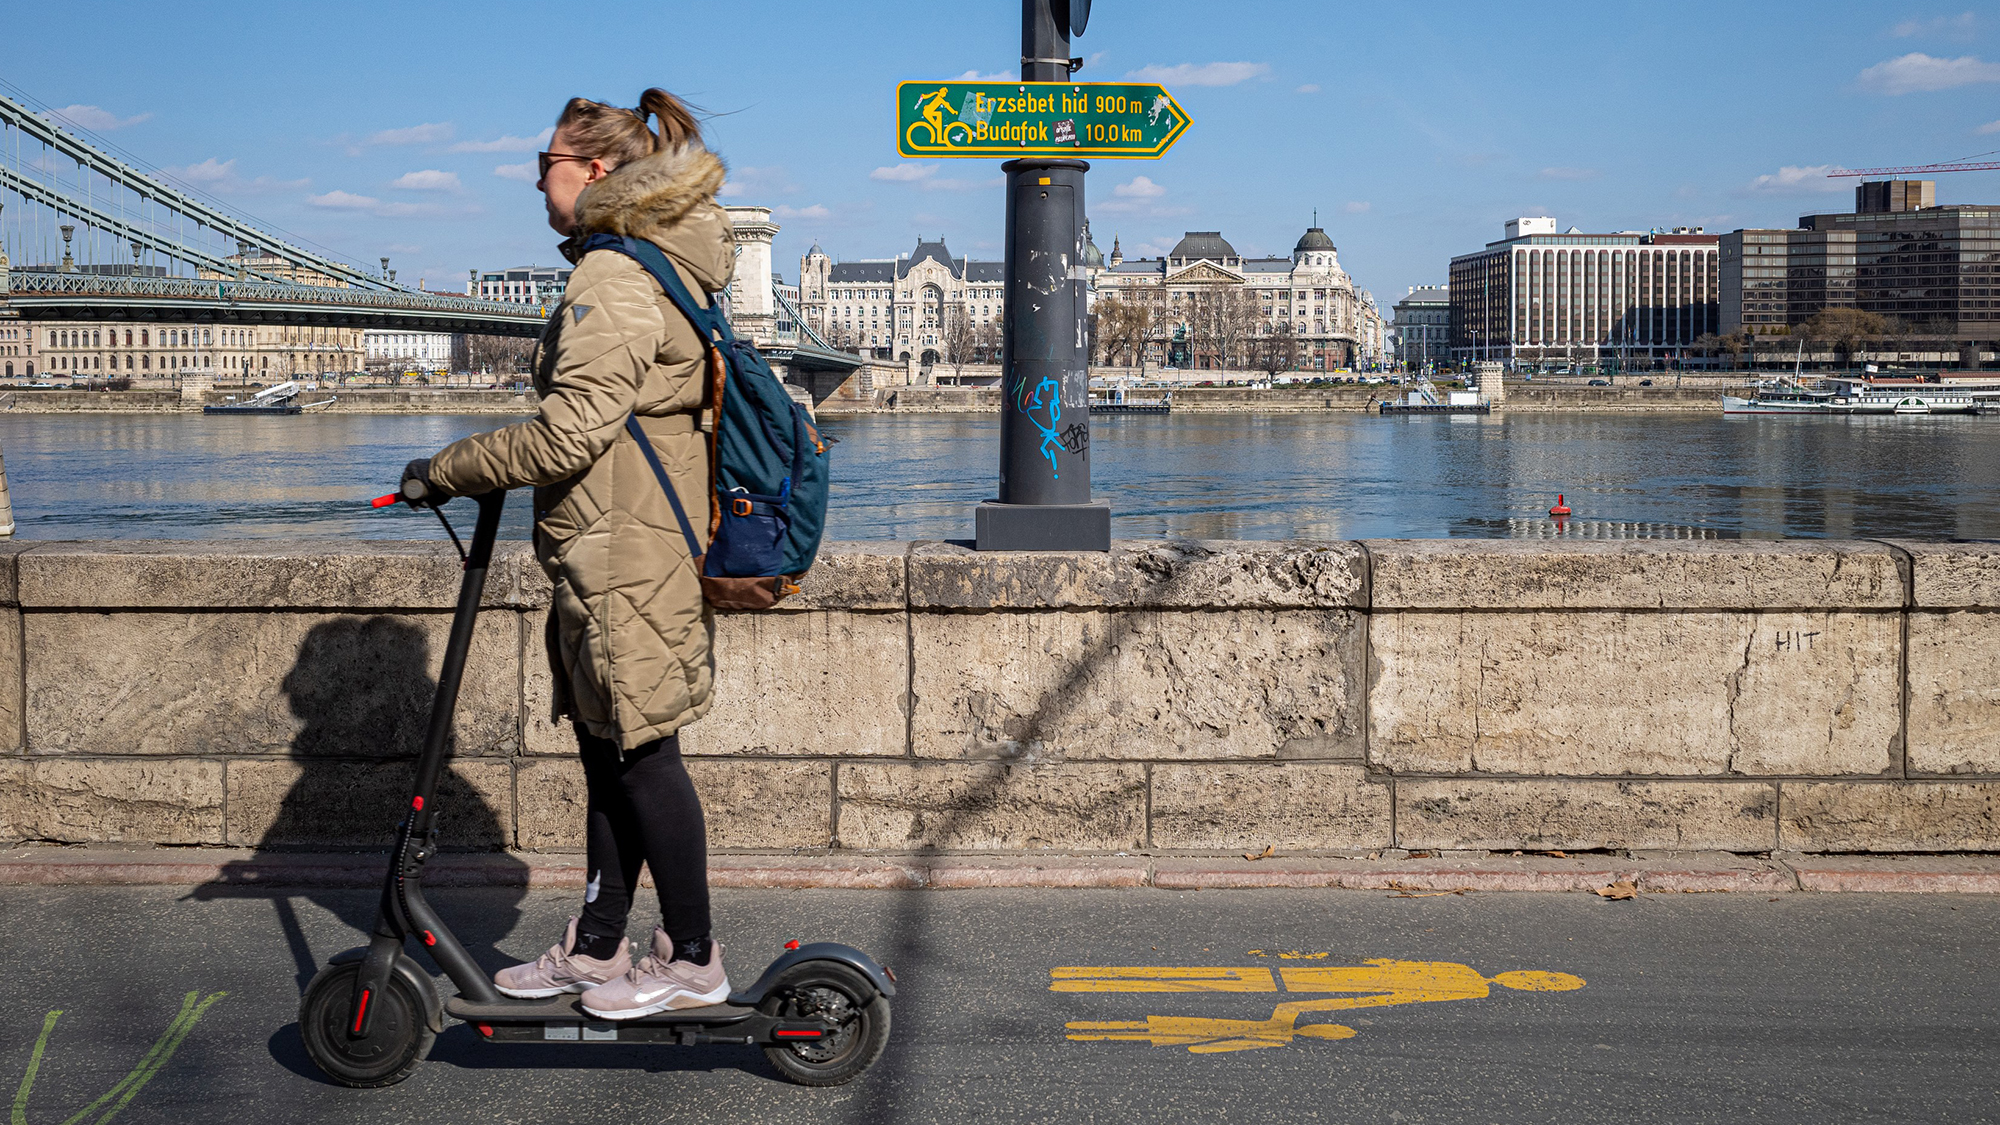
left=727, top=942, right=898, bottom=1007
left=328, top=946, right=446, bottom=1033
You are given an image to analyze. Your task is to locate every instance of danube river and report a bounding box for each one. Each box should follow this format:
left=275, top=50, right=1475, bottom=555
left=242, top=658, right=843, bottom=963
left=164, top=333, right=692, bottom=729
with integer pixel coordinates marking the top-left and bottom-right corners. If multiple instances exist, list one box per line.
left=2, top=411, right=1997, bottom=542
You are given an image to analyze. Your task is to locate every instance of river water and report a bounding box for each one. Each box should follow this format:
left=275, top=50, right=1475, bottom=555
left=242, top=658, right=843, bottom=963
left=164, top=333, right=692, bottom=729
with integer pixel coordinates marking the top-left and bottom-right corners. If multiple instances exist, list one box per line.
left=1, top=411, right=1997, bottom=542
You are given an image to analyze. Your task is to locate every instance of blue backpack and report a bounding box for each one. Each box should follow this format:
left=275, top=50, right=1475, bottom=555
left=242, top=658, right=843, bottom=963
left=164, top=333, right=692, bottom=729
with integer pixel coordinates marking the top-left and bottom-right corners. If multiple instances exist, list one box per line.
left=582, top=232, right=830, bottom=609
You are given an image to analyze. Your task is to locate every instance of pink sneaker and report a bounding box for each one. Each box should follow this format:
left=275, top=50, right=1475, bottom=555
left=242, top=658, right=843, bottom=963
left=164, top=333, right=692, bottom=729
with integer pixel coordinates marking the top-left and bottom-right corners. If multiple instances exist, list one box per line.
left=494, top=917, right=631, bottom=999
left=580, top=929, right=731, bottom=1019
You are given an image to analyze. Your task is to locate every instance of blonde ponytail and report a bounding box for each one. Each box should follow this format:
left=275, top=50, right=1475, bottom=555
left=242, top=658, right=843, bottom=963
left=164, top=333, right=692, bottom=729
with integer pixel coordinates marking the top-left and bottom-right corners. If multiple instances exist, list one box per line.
left=555, top=87, right=704, bottom=170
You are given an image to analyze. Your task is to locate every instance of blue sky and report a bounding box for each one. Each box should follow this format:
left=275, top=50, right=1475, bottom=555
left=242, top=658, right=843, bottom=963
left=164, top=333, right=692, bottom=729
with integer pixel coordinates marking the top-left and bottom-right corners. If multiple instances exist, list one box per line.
left=6, top=0, right=2000, bottom=303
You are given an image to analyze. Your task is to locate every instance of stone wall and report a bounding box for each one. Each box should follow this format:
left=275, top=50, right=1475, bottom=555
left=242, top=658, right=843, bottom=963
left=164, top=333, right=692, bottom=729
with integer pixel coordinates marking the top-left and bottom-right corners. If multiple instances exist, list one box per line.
left=0, top=538, right=1993, bottom=855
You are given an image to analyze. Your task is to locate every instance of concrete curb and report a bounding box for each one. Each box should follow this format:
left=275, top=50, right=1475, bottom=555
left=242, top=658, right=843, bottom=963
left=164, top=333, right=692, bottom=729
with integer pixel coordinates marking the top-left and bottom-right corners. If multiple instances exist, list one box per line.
left=5, top=846, right=2000, bottom=893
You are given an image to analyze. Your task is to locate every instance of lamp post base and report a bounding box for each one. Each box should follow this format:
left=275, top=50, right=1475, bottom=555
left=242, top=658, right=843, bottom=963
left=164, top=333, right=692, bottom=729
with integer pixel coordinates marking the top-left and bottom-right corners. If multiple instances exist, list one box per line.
left=974, top=500, right=1111, bottom=552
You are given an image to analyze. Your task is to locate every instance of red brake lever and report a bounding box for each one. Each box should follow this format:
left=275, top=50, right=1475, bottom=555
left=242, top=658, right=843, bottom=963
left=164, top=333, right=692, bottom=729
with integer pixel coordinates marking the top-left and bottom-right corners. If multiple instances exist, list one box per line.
left=370, top=493, right=400, bottom=508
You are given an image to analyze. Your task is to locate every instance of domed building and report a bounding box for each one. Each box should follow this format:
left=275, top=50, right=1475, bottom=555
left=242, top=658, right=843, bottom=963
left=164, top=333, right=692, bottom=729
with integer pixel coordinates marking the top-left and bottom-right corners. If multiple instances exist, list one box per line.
left=1091, top=223, right=1384, bottom=373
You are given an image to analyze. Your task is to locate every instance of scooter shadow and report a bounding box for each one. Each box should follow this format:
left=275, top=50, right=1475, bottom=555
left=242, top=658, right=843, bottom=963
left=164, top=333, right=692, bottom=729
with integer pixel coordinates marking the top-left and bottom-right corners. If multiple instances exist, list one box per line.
left=267, top=1024, right=786, bottom=1084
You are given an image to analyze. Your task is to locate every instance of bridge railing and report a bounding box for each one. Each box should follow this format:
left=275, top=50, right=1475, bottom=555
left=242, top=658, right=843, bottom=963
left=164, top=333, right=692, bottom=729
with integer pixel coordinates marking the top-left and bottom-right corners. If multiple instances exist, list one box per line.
left=6, top=271, right=545, bottom=321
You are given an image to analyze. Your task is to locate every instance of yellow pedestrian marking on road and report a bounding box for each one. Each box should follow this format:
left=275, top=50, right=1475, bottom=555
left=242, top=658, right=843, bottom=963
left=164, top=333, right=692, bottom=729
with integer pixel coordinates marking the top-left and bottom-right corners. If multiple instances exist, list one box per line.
left=10, top=990, right=228, bottom=1124
left=1054, top=959, right=1584, bottom=1054
left=1050, top=966, right=1277, bottom=993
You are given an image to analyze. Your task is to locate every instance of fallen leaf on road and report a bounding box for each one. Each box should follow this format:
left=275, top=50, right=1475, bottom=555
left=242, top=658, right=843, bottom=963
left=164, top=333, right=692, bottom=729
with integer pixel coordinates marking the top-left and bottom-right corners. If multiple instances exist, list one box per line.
left=1244, top=845, right=1275, bottom=861
left=1389, top=889, right=1469, bottom=898
left=1596, top=879, right=1638, bottom=900
left=1544, top=850, right=1569, bottom=858
left=1408, top=850, right=1435, bottom=859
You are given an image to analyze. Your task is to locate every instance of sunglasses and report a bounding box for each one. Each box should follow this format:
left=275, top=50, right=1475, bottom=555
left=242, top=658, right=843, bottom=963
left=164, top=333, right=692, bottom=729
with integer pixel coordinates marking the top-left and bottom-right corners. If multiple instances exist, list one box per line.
left=537, top=151, right=592, bottom=178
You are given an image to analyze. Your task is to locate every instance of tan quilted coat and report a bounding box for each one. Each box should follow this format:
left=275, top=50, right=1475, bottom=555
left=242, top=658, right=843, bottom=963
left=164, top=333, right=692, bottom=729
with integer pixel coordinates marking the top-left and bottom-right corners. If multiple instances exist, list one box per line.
left=429, top=144, right=731, bottom=749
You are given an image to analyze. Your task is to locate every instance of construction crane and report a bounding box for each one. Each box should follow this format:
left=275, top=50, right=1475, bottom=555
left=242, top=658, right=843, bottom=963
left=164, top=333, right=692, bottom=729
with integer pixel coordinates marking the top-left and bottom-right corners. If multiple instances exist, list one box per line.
left=1827, top=151, right=2000, bottom=177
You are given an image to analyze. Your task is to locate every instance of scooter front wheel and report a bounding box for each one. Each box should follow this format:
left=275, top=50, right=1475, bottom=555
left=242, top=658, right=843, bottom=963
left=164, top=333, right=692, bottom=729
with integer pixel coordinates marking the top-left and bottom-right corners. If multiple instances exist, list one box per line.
left=298, top=962, right=435, bottom=1087
left=757, top=960, right=891, bottom=1086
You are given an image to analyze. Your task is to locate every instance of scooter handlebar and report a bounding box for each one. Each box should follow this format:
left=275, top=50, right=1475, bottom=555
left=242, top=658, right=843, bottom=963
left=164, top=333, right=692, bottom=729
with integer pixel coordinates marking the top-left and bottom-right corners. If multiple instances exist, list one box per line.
left=369, top=478, right=440, bottom=509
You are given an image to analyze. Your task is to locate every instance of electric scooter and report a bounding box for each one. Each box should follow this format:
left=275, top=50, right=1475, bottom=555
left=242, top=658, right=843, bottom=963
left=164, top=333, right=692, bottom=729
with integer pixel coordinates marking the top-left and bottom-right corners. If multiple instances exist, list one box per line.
left=296, top=482, right=895, bottom=1088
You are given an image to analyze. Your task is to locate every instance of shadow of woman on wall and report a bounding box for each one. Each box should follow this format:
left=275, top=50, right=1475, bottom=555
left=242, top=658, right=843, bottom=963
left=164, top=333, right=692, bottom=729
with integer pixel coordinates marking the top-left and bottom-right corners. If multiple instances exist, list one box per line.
left=191, top=615, right=527, bottom=991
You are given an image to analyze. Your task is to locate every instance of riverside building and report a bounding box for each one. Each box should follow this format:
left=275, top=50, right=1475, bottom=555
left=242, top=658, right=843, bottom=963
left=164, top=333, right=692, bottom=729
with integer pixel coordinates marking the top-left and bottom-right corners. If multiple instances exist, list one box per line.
left=1719, top=179, right=2000, bottom=343
left=1392, top=285, right=1449, bottom=370
left=799, top=237, right=1005, bottom=361
left=1447, top=217, right=1720, bottom=368
left=469, top=265, right=571, bottom=306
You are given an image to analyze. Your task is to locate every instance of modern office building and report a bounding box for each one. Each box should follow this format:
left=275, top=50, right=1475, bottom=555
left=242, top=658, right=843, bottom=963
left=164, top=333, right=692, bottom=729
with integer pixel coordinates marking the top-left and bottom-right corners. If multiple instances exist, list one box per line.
left=1719, top=179, right=1999, bottom=340
left=1392, top=285, right=1449, bottom=369
left=470, top=265, right=571, bottom=306
left=364, top=329, right=460, bottom=373
left=1447, top=217, right=1720, bottom=367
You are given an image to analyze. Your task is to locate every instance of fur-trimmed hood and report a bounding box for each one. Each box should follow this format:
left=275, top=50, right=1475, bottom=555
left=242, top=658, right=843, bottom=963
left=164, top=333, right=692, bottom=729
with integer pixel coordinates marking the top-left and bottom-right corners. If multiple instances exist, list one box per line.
left=562, top=145, right=733, bottom=292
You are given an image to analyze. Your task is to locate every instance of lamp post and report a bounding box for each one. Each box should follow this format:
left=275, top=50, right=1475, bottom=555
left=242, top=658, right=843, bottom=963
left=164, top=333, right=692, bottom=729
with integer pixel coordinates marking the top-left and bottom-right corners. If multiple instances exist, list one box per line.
left=59, top=225, right=75, bottom=272
left=975, top=0, right=1108, bottom=552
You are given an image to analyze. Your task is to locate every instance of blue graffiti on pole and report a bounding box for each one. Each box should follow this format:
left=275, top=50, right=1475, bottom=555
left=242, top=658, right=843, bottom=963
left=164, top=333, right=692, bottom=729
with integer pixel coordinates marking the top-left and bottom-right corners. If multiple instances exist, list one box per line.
left=1018, top=374, right=1067, bottom=478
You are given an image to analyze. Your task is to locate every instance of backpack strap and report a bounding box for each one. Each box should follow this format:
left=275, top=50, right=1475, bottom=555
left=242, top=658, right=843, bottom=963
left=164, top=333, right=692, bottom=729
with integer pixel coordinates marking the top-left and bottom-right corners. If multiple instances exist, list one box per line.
left=625, top=415, right=703, bottom=562
left=579, top=232, right=725, bottom=344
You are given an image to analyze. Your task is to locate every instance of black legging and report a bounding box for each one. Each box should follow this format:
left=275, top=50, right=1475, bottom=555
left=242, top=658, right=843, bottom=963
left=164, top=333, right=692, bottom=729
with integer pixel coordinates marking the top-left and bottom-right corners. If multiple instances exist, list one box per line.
left=574, top=725, right=711, bottom=946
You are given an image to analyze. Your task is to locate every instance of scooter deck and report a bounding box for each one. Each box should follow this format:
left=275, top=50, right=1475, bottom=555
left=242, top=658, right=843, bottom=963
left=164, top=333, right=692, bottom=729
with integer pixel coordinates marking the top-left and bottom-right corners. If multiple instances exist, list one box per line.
left=446, top=994, right=752, bottom=1025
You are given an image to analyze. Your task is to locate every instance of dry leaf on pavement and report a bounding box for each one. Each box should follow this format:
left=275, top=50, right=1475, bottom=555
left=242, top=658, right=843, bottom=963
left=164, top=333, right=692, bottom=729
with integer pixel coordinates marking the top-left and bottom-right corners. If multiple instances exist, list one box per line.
left=1596, top=879, right=1638, bottom=900
left=1244, top=845, right=1275, bottom=861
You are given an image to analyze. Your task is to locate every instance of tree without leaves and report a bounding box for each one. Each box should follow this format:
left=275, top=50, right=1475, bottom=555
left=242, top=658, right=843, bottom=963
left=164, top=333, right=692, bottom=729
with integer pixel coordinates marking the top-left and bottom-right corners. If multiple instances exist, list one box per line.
left=939, top=302, right=976, bottom=381
left=1256, top=322, right=1300, bottom=378
left=1801, top=307, right=1888, bottom=368
left=465, top=334, right=535, bottom=377
left=1183, top=285, right=1257, bottom=375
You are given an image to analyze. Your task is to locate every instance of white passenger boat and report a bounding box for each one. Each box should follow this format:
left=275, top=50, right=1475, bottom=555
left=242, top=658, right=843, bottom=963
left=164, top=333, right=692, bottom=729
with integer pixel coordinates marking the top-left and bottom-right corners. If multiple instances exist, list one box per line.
left=1722, top=377, right=1980, bottom=416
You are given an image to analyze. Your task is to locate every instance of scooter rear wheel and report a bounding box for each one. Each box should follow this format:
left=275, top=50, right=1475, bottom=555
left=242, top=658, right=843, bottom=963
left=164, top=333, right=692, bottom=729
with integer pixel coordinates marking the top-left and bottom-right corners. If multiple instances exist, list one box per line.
left=298, top=962, right=435, bottom=1087
left=757, top=960, right=891, bottom=1086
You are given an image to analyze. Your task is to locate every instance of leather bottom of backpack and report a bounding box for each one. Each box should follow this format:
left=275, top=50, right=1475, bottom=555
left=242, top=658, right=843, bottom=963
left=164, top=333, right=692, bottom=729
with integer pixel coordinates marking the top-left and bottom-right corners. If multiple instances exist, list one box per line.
left=701, top=574, right=801, bottom=610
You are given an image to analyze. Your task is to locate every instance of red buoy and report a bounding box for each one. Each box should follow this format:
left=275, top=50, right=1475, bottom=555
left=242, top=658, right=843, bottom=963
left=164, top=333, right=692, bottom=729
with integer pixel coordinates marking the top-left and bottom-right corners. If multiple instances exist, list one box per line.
left=1549, top=494, right=1572, bottom=517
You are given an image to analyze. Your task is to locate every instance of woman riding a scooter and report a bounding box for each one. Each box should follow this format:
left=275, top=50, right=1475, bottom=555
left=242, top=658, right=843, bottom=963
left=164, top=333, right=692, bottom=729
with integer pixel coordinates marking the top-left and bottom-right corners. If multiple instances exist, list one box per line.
left=401, top=87, right=732, bottom=1020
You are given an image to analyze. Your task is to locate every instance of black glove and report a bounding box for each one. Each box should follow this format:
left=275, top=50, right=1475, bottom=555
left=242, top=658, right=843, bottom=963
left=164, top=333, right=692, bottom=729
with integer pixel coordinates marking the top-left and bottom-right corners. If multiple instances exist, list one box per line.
left=399, top=457, right=441, bottom=507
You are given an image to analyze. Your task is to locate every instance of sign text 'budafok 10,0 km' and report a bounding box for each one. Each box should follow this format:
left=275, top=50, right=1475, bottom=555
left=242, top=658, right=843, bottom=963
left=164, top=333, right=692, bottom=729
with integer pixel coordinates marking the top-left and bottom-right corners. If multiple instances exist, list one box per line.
left=896, top=81, right=1190, bottom=160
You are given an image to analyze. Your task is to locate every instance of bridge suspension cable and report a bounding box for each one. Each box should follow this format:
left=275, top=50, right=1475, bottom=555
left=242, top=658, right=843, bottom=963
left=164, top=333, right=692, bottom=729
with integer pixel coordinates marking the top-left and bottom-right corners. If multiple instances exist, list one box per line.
left=0, top=91, right=393, bottom=290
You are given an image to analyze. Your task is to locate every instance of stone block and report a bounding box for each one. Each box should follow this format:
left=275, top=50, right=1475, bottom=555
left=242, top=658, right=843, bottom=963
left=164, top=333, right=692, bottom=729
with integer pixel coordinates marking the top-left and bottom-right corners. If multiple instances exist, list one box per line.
left=520, top=610, right=569, bottom=757
left=1396, top=779, right=1779, bottom=851
left=1907, top=611, right=2000, bottom=774
left=774, top=543, right=906, bottom=611
left=25, top=611, right=519, bottom=757
left=835, top=762, right=1146, bottom=850
left=225, top=758, right=512, bottom=848
left=681, top=610, right=908, bottom=758
left=0, top=759, right=223, bottom=844
left=1892, top=541, right=2000, bottom=609
left=0, top=541, right=35, bottom=607
left=515, top=757, right=833, bottom=851
left=1149, top=763, right=1392, bottom=850
left=1369, top=610, right=1899, bottom=776
left=16, top=540, right=527, bottom=609
left=912, top=608, right=1362, bottom=761
left=1779, top=782, right=2000, bottom=852
left=909, top=540, right=1367, bottom=610
left=1365, top=539, right=1905, bottom=611
left=0, top=608, right=19, bottom=754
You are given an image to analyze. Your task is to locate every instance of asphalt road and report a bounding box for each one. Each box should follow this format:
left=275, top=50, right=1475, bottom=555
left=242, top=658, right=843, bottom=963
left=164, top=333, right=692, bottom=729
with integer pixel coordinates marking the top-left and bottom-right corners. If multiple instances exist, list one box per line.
left=3, top=884, right=1998, bottom=1123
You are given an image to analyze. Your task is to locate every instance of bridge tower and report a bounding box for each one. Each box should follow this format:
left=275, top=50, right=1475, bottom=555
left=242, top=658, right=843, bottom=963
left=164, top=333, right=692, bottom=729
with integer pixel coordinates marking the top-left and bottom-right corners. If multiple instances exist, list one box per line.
left=723, top=205, right=779, bottom=346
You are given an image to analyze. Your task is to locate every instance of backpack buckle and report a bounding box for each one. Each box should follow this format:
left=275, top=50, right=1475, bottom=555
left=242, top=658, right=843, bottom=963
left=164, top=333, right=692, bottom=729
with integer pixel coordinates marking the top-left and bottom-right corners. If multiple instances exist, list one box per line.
left=732, top=497, right=754, bottom=517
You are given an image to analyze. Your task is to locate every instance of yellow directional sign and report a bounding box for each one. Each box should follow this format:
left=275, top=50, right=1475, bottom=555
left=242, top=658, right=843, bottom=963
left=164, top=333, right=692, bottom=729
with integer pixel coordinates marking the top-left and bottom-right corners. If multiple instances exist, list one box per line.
left=1052, top=958, right=1586, bottom=1054
left=896, top=81, right=1190, bottom=159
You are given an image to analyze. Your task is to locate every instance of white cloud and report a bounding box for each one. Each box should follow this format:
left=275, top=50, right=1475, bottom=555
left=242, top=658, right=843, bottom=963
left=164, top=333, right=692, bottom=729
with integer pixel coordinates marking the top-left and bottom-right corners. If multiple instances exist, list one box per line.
left=1891, top=12, right=1977, bottom=38
left=775, top=204, right=831, bottom=220
left=1113, top=176, right=1166, bottom=198
left=493, top=162, right=538, bottom=182
left=871, top=164, right=938, bottom=182
left=308, top=190, right=382, bottom=210
left=164, top=157, right=309, bottom=195
left=1123, top=61, right=1270, bottom=87
left=1097, top=176, right=1188, bottom=217
left=1295, top=83, right=1321, bottom=94
left=1978, top=119, right=2000, bottom=134
left=720, top=165, right=802, bottom=198
left=449, top=127, right=553, bottom=153
left=951, top=69, right=1015, bottom=81
left=365, top=122, right=454, bottom=146
left=1859, top=52, right=2000, bottom=93
left=1745, top=164, right=1847, bottom=193
left=1539, top=166, right=1601, bottom=181
left=1345, top=201, right=1371, bottom=213
left=392, top=169, right=462, bottom=192
left=47, top=104, right=151, bottom=131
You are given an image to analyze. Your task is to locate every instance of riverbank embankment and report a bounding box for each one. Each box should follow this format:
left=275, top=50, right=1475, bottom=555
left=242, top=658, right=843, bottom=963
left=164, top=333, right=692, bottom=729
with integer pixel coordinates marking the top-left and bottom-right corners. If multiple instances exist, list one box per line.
left=0, top=381, right=1756, bottom=415
left=1, top=538, right=1993, bottom=874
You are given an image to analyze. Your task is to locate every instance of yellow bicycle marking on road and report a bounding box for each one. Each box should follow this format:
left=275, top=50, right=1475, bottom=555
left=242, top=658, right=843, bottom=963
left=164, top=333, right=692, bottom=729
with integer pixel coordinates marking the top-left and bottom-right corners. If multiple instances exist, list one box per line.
left=9, top=990, right=228, bottom=1125
left=1054, top=959, right=1584, bottom=1054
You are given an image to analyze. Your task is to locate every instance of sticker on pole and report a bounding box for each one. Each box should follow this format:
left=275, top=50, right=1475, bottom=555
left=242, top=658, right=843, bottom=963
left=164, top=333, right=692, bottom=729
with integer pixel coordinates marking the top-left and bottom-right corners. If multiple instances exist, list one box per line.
left=896, top=81, right=1190, bottom=159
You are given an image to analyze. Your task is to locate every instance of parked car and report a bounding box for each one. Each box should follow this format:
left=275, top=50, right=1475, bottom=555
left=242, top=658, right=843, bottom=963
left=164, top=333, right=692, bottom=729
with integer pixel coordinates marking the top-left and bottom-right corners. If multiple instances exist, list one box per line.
left=1638, top=379, right=1653, bottom=387
left=1587, top=379, right=1609, bottom=387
